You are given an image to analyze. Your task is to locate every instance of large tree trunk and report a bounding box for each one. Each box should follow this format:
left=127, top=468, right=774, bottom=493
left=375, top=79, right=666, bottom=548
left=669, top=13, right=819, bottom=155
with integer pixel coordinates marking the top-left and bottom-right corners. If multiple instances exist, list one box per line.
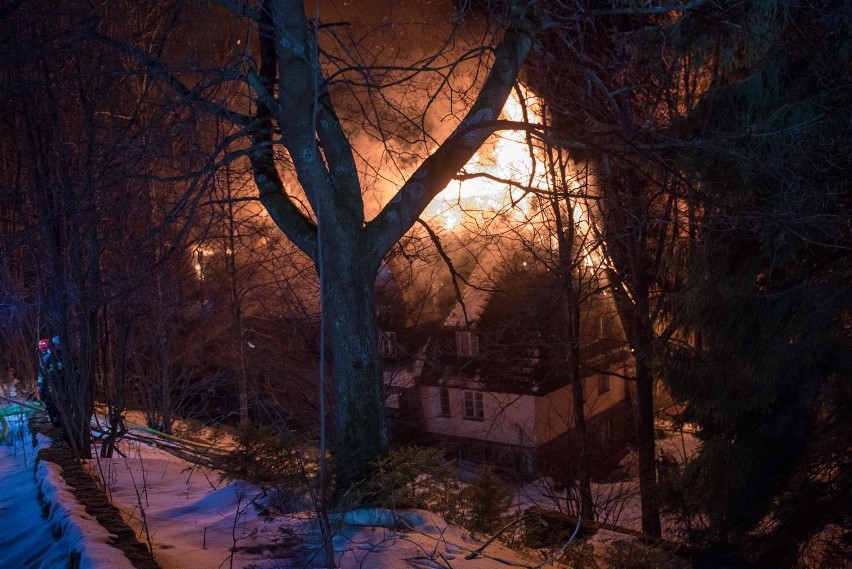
left=609, top=275, right=661, bottom=540
left=601, top=169, right=663, bottom=540
left=568, top=325, right=595, bottom=520
left=548, top=147, right=595, bottom=520
left=322, top=250, right=387, bottom=490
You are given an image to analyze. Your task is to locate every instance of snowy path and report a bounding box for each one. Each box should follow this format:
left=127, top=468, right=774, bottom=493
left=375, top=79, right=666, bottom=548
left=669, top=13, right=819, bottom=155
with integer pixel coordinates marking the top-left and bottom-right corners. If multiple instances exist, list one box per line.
left=0, top=412, right=135, bottom=569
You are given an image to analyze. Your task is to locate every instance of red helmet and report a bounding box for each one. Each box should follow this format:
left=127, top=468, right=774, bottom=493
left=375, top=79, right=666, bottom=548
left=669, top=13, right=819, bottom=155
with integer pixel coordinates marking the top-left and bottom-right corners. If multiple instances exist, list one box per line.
left=38, top=338, right=51, bottom=352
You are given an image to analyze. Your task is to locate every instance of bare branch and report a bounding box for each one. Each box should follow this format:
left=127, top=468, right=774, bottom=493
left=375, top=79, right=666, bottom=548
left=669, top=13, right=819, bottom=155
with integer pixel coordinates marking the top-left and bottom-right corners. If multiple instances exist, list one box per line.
left=210, top=0, right=262, bottom=21
left=85, top=26, right=250, bottom=126
left=365, top=0, right=538, bottom=259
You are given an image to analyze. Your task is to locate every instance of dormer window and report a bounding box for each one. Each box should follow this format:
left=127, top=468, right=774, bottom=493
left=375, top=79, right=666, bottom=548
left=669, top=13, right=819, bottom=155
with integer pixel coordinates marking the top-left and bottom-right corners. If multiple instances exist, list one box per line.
left=379, top=331, right=397, bottom=358
left=455, top=330, right=479, bottom=358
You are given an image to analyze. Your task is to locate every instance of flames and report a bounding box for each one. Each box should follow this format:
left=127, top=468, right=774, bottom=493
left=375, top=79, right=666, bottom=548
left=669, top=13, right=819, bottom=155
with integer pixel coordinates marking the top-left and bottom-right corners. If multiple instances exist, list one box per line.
left=235, top=83, right=601, bottom=267
left=426, top=86, right=547, bottom=230
left=422, top=86, right=604, bottom=270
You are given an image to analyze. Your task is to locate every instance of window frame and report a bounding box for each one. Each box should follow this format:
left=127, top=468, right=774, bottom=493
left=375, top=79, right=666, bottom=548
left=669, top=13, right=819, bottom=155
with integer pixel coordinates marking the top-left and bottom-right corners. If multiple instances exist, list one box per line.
left=455, top=330, right=480, bottom=358
left=462, top=390, right=484, bottom=421
left=379, top=331, right=397, bottom=358
left=438, top=387, right=451, bottom=417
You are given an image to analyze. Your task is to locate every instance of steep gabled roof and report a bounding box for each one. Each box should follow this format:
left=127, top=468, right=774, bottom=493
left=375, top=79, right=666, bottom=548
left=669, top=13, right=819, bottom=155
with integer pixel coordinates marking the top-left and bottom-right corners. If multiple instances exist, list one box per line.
left=380, top=237, right=632, bottom=397
left=443, top=247, right=503, bottom=329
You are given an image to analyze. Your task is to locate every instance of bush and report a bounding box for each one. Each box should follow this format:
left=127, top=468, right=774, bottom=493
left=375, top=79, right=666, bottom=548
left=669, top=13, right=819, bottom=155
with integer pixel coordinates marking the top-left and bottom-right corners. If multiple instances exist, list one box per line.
left=603, top=542, right=679, bottom=569
left=560, top=541, right=600, bottom=569
left=215, top=424, right=301, bottom=483
left=462, top=465, right=512, bottom=535
left=212, top=424, right=308, bottom=514
left=364, top=446, right=459, bottom=515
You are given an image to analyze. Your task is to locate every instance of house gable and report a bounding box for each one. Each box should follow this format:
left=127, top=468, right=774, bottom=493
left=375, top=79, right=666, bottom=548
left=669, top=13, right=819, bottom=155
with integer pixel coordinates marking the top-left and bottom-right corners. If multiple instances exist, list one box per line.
left=379, top=243, right=634, bottom=473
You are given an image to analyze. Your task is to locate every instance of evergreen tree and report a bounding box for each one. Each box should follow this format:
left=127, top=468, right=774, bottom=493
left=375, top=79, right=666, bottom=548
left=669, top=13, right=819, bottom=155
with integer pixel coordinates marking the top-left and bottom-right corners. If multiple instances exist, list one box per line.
left=662, top=3, right=852, bottom=566
left=462, top=465, right=513, bottom=535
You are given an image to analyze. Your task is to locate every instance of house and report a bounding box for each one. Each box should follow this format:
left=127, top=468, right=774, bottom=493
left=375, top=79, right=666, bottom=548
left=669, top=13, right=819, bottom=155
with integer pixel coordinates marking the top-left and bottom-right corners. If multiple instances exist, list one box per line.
left=380, top=244, right=634, bottom=478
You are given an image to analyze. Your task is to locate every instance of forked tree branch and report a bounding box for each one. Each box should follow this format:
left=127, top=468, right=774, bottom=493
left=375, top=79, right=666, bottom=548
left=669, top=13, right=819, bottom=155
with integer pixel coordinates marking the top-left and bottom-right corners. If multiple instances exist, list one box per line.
left=364, top=0, right=539, bottom=260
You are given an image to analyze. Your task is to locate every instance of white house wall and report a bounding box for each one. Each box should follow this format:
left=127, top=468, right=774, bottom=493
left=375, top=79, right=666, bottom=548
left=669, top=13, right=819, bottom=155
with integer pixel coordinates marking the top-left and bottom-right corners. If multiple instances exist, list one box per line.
left=534, top=384, right=573, bottom=445
left=534, top=372, right=629, bottom=445
left=420, top=372, right=628, bottom=448
left=421, top=386, right=539, bottom=447
left=583, top=369, right=628, bottom=419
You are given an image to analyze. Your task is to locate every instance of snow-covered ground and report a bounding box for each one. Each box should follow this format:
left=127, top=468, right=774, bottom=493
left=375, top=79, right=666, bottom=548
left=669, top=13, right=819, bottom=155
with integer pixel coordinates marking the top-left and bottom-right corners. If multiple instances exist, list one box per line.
left=0, top=403, right=696, bottom=568
left=0, top=408, right=555, bottom=568
left=85, top=435, right=554, bottom=568
left=0, top=412, right=135, bottom=569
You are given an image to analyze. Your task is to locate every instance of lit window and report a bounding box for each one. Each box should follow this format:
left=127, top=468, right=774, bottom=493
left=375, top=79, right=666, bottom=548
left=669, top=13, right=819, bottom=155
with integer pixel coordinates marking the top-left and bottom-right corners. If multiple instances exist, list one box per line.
left=462, top=391, right=484, bottom=421
left=456, top=330, right=479, bottom=357
left=438, top=388, right=451, bottom=417
left=379, top=331, right=397, bottom=358
left=598, top=373, right=611, bottom=395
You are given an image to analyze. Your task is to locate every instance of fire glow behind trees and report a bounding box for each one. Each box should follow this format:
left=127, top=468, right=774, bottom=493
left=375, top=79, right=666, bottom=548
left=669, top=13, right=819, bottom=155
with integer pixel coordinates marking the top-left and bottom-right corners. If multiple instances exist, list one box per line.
left=225, top=0, right=537, bottom=494
left=2, top=1, right=848, bottom=565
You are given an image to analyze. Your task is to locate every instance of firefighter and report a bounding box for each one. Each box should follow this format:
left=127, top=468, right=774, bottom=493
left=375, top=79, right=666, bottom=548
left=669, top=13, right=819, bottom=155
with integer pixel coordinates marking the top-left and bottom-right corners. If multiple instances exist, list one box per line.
left=37, top=338, right=61, bottom=426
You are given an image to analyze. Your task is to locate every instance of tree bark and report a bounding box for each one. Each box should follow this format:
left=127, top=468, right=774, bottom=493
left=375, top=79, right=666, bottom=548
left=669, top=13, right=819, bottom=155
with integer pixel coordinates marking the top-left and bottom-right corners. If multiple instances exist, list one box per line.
left=567, top=296, right=596, bottom=521
left=601, top=172, right=663, bottom=540
left=321, top=248, right=387, bottom=489
left=548, top=149, right=595, bottom=521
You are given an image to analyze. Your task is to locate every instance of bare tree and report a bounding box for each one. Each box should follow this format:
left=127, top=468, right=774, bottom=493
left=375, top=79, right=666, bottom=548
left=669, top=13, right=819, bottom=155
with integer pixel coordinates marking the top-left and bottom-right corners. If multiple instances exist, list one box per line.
left=0, top=0, right=215, bottom=453
left=110, top=0, right=539, bottom=491
left=254, top=0, right=535, bottom=491
left=521, top=0, right=708, bottom=539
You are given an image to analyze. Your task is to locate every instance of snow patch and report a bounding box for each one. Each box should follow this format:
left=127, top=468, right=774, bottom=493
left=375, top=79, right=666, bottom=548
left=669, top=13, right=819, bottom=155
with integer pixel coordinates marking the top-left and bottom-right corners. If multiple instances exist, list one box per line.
left=0, top=415, right=134, bottom=569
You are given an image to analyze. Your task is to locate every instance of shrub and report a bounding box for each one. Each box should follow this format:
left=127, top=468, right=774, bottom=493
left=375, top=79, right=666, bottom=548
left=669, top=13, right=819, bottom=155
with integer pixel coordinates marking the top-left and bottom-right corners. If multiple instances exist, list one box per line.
left=560, top=541, right=600, bottom=569
left=212, top=424, right=308, bottom=514
left=602, top=542, right=679, bottom=569
left=365, top=446, right=459, bottom=515
left=215, top=424, right=302, bottom=483
left=462, top=465, right=512, bottom=535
